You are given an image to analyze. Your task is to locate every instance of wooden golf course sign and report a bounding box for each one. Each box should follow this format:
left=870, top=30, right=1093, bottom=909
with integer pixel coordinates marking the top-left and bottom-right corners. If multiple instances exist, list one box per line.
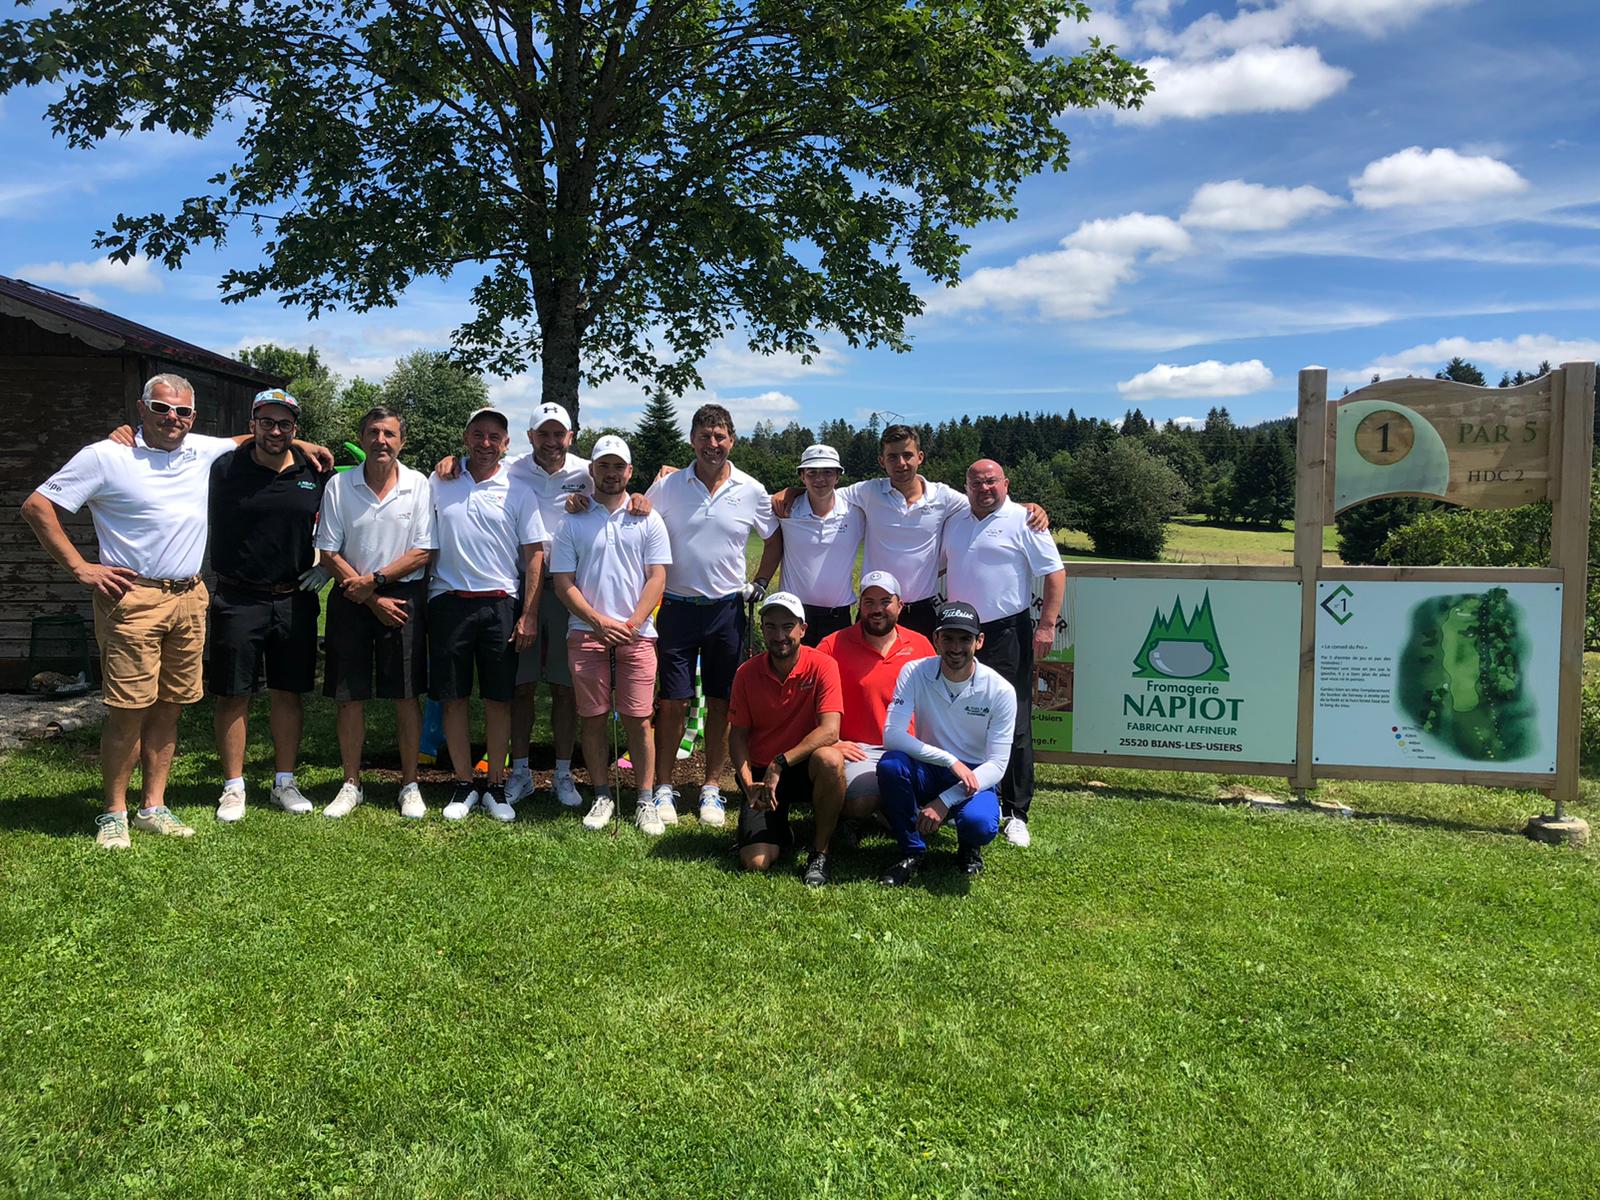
left=1033, top=360, right=1595, bottom=826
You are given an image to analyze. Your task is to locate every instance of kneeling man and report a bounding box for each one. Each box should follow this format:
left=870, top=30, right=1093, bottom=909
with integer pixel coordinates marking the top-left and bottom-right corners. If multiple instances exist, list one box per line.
left=877, top=601, right=1015, bottom=884
left=728, top=592, right=846, bottom=885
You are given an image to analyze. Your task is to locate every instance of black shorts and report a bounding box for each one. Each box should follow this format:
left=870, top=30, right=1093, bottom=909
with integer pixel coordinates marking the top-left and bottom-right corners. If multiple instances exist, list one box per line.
left=427, top=593, right=518, bottom=703
left=802, top=603, right=854, bottom=647
left=324, top=580, right=428, bottom=701
left=206, top=584, right=320, bottom=696
left=735, top=765, right=815, bottom=850
left=657, top=595, right=746, bottom=701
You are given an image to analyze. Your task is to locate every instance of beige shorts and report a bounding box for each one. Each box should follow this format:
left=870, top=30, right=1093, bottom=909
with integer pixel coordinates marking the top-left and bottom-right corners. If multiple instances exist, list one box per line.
left=92, top=580, right=209, bottom=708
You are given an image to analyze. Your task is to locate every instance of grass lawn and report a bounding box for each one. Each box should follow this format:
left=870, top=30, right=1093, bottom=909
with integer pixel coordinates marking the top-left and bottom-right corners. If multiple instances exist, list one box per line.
left=2, top=692, right=1599, bottom=1198
left=1058, top=516, right=1342, bottom=566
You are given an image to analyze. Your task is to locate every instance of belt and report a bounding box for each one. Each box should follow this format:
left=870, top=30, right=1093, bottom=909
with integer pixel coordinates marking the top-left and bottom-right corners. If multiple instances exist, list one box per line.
left=216, top=574, right=298, bottom=595
left=449, top=589, right=509, bottom=599
left=980, top=609, right=1033, bottom=631
left=664, top=591, right=741, bottom=606
left=133, top=575, right=202, bottom=594
left=804, top=602, right=855, bottom=615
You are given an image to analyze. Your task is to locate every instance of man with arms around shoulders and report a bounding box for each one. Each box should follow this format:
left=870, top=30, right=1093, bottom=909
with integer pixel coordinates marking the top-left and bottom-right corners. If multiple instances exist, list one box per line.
left=549, top=436, right=672, bottom=834
left=775, top=443, right=864, bottom=646
left=429, top=407, right=546, bottom=822
left=877, top=601, right=1015, bottom=884
left=814, top=570, right=935, bottom=825
left=316, top=405, right=438, bottom=819
left=941, top=458, right=1065, bottom=850
left=207, top=388, right=332, bottom=822
left=645, top=403, right=783, bottom=829
left=772, top=425, right=1048, bottom=637
left=22, top=374, right=244, bottom=846
left=728, top=592, right=846, bottom=885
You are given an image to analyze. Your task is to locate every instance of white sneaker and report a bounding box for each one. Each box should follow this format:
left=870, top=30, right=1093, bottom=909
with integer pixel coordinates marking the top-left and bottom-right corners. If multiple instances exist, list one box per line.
left=583, top=794, right=616, bottom=831
left=442, top=781, right=480, bottom=821
left=654, top=785, right=680, bottom=825
left=481, top=783, right=516, bottom=823
left=324, top=781, right=364, bottom=818
left=271, top=779, right=314, bottom=814
left=503, top=766, right=535, bottom=806
left=554, top=773, right=583, bottom=808
left=635, top=797, right=665, bottom=836
left=398, top=782, right=426, bottom=819
left=1004, top=817, right=1032, bottom=848
left=216, top=783, right=246, bottom=823
left=699, top=785, right=726, bottom=827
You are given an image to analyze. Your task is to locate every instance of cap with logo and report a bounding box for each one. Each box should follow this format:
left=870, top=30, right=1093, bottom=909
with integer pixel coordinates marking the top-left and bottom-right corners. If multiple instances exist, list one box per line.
left=934, top=600, right=981, bottom=636
left=252, top=388, right=300, bottom=414
left=465, top=407, right=510, bottom=429
left=530, top=402, right=573, bottom=432
left=797, top=444, right=842, bottom=471
left=760, top=591, right=807, bottom=621
left=590, top=434, right=631, bottom=464
left=858, top=570, right=901, bottom=598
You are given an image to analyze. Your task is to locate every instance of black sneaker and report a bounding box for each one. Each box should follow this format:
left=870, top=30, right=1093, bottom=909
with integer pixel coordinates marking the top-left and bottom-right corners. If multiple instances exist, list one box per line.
left=801, top=850, right=831, bottom=888
left=878, top=854, right=924, bottom=887
left=482, top=783, right=515, bottom=823
left=443, top=780, right=480, bottom=821
left=957, top=844, right=984, bottom=877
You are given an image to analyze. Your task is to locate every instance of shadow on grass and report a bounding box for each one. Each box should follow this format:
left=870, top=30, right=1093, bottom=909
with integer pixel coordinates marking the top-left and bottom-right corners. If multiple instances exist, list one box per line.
left=0, top=791, right=104, bottom=838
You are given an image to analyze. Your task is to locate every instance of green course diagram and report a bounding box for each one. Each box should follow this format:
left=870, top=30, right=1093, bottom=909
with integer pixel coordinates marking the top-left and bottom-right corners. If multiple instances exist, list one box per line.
left=1396, top=588, right=1537, bottom=762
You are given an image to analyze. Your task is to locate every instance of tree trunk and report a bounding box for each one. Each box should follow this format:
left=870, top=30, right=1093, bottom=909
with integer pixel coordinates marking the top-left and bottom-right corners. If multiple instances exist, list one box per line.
left=539, top=290, right=584, bottom=426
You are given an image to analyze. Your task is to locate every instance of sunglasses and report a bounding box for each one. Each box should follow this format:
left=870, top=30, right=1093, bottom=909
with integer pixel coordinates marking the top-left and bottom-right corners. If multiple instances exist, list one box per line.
left=254, top=417, right=297, bottom=432
left=146, top=400, right=196, bottom=418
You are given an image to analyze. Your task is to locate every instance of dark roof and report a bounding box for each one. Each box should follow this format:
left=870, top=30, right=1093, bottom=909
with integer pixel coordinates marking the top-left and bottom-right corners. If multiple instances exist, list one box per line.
left=0, top=273, right=282, bottom=386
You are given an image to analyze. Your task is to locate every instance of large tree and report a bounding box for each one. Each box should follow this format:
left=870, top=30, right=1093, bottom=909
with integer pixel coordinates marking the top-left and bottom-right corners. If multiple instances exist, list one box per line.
left=0, top=0, right=1149, bottom=421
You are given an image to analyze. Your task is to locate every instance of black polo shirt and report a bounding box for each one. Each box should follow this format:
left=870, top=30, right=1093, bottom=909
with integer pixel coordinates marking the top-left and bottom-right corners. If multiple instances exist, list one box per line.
left=208, top=447, right=329, bottom=587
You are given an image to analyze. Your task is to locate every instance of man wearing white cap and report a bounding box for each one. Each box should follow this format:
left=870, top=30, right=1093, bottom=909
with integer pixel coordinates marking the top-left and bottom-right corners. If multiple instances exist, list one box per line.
left=428, top=407, right=547, bottom=822
left=550, top=435, right=672, bottom=834
left=776, top=444, right=863, bottom=646
left=728, top=591, right=846, bottom=886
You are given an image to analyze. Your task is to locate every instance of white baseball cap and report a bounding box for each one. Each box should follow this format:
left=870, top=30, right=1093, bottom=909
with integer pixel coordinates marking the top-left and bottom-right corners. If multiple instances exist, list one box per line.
left=760, top=591, right=807, bottom=621
left=530, top=402, right=572, bottom=431
left=858, top=570, right=901, bottom=598
left=590, top=434, right=631, bottom=464
left=798, top=444, right=842, bottom=471
left=465, top=407, right=510, bottom=429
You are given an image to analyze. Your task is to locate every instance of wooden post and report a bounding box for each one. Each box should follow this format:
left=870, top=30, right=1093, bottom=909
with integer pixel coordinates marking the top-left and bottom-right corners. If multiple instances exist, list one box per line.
left=1548, top=361, right=1595, bottom=819
left=1293, top=367, right=1329, bottom=798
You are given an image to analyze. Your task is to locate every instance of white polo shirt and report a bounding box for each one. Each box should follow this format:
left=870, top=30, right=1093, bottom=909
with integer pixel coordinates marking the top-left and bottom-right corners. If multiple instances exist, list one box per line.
left=315, top=461, right=438, bottom=581
left=778, top=491, right=864, bottom=608
left=646, top=463, right=777, bottom=598
left=942, top=498, right=1064, bottom=622
left=551, top=504, right=673, bottom=637
left=507, top=451, right=591, bottom=547
left=838, top=476, right=968, bottom=603
left=883, top=657, right=1016, bottom=796
left=35, top=430, right=237, bottom=579
left=429, top=464, right=548, bottom=597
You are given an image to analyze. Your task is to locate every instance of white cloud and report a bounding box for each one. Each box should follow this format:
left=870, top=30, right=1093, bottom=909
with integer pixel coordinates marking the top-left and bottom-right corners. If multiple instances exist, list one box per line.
left=1118, top=359, right=1275, bottom=400
left=1350, top=147, right=1530, bottom=209
left=930, top=213, right=1189, bottom=321
left=1339, top=335, right=1600, bottom=385
left=1171, top=415, right=1206, bottom=429
left=1118, top=45, right=1350, bottom=123
left=1181, top=179, right=1344, bottom=231
left=15, top=255, right=165, bottom=295
left=1153, top=0, right=1465, bottom=58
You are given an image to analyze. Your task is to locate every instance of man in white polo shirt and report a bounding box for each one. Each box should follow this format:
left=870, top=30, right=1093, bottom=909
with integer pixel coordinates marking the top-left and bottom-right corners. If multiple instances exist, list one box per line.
left=645, top=403, right=782, bottom=829
left=942, top=458, right=1064, bottom=850
left=550, top=435, right=672, bottom=835
left=877, top=601, right=1016, bottom=885
left=316, top=405, right=438, bottom=820
left=22, top=374, right=245, bottom=847
left=428, top=407, right=547, bottom=822
left=776, top=444, right=863, bottom=646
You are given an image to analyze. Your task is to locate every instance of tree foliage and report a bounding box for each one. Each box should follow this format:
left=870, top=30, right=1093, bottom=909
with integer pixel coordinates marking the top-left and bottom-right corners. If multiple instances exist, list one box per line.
left=1062, top=439, right=1188, bottom=560
left=377, top=351, right=489, bottom=474
left=0, top=0, right=1150, bottom=418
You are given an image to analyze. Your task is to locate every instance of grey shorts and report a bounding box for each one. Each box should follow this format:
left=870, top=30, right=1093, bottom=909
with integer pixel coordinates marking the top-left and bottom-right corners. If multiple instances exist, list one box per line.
left=844, top=745, right=885, bottom=802
left=516, top=585, right=574, bottom=687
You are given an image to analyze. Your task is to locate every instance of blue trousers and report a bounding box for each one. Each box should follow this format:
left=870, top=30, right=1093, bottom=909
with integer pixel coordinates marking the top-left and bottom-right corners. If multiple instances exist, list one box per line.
left=877, top=750, right=1001, bottom=856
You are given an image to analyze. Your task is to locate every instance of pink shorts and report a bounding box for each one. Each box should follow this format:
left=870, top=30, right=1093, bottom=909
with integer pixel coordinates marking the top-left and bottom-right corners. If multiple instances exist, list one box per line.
left=568, top=631, right=658, bottom=718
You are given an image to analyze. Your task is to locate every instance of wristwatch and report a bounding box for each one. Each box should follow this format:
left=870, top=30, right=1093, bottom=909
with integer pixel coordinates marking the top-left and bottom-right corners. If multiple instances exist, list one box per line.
left=372, top=571, right=388, bottom=587
left=771, top=753, right=788, bottom=772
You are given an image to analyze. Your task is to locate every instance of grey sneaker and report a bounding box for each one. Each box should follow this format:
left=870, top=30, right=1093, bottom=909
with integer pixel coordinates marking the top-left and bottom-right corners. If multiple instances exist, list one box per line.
left=271, top=779, right=313, bottom=815
left=95, top=810, right=130, bottom=850
left=130, top=806, right=195, bottom=838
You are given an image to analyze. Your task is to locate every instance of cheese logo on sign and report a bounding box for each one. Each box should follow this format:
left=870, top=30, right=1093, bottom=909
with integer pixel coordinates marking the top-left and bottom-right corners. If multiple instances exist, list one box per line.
left=1132, top=592, right=1230, bottom=683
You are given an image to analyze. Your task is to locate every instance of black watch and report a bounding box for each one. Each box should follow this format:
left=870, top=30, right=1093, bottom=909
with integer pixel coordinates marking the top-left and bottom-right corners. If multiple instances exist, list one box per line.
left=372, top=571, right=388, bottom=587
left=771, top=753, right=788, bottom=772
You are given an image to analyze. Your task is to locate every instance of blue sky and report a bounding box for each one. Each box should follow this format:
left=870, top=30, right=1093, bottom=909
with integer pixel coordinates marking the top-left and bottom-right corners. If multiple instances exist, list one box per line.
left=3, top=0, right=1598, bottom=436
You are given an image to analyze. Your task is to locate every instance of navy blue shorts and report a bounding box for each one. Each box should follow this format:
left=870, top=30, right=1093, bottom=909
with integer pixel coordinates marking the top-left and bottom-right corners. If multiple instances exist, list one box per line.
left=656, top=595, right=745, bottom=701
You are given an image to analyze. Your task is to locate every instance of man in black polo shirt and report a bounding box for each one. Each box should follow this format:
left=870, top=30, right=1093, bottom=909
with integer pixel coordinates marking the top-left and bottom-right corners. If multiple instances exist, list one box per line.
left=208, top=389, right=330, bottom=822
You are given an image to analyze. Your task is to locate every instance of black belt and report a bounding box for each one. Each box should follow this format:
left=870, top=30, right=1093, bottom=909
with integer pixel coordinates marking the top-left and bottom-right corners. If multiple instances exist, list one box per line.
left=664, top=591, right=741, bottom=606
left=979, top=609, right=1033, bottom=633
left=132, top=575, right=202, bottom=594
left=216, top=574, right=298, bottom=595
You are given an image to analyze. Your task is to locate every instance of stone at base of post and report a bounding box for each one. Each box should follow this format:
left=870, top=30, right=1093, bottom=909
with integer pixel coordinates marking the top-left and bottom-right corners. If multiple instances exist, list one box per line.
left=1524, top=813, right=1590, bottom=847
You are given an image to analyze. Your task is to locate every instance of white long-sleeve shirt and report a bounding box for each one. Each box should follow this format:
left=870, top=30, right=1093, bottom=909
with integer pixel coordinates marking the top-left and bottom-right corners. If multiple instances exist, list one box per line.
left=882, top=657, right=1016, bottom=792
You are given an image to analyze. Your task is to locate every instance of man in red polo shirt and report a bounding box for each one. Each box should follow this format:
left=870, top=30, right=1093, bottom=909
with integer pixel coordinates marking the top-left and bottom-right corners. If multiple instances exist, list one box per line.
left=815, top=570, right=936, bottom=816
left=728, top=591, right=845, bottom=885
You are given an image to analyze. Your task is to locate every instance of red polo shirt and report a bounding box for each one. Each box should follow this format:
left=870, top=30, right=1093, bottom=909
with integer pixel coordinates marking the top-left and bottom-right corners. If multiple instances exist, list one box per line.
left=728, top=645, right=844, bottom=767
left=815, top=623, right=935, bottom=744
